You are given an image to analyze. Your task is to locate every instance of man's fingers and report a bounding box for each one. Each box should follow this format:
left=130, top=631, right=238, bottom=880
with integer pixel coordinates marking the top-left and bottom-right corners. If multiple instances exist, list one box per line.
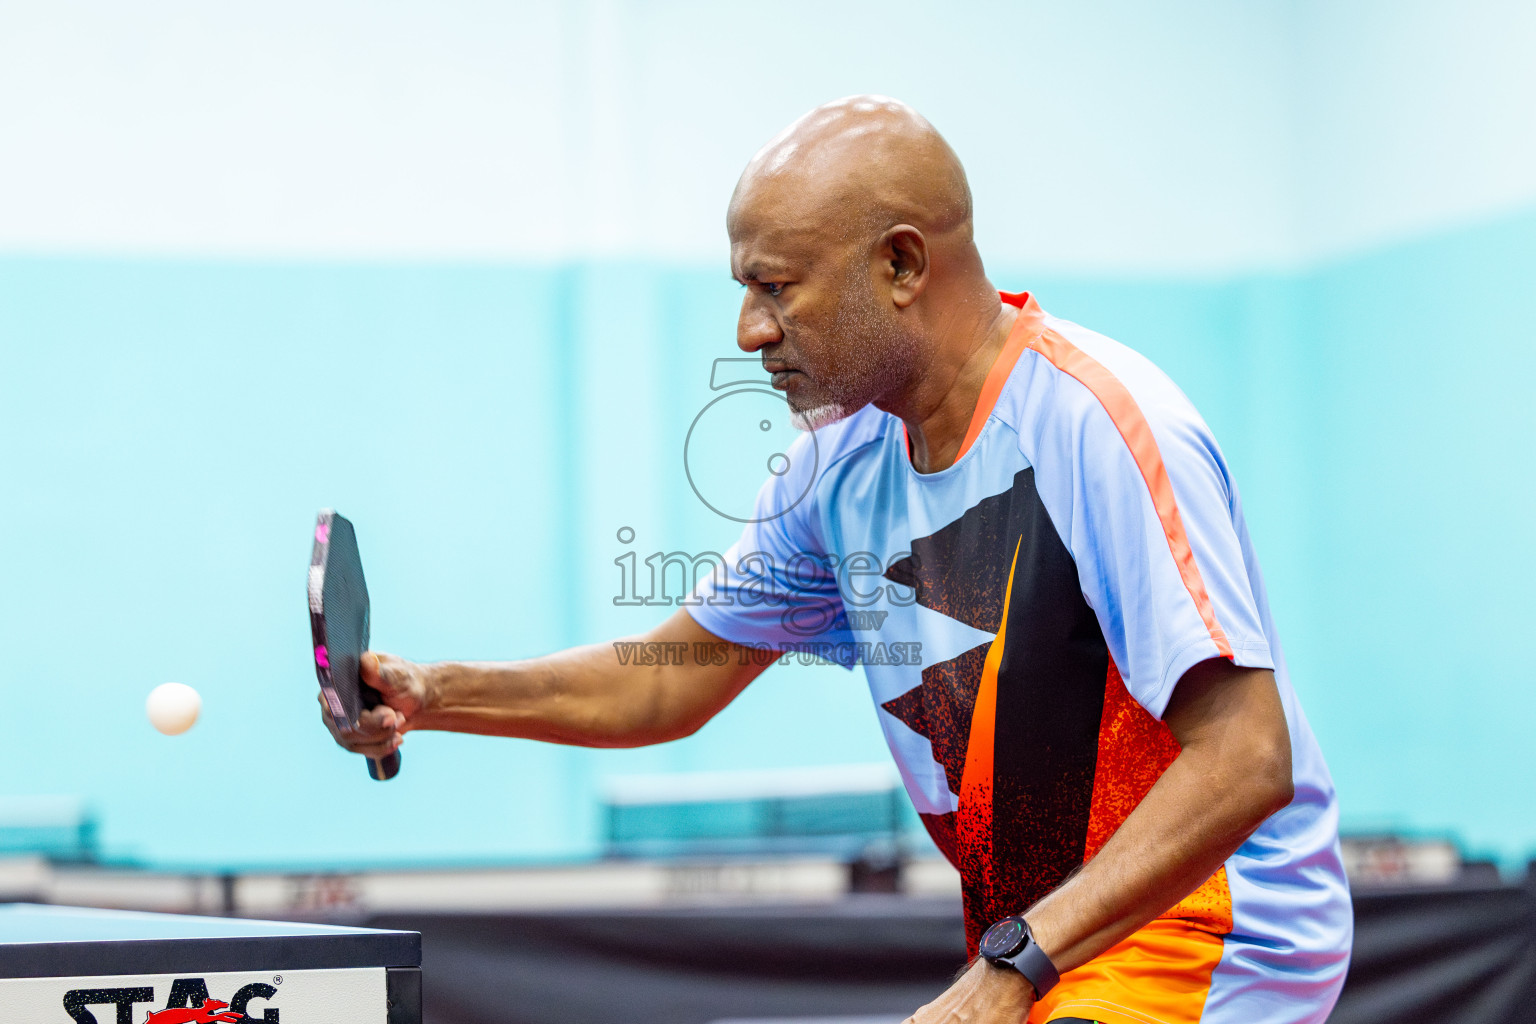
left=361, top=650, right=410, bottom=700
left=315, top=693, right=392, bottom=738
left=362, top=651, right=423, bottom=723
left=360, top=650, right=387, bottom=691
left=336, top=711, right=403, bottom=758
left=345, top=733, right=403, bottom=760
left=344, top=708, right=397, bottom=747
left=318, top=650, right=418, bottom=761
left=355, top=705, right=403, bottom=735
left=316, top=691, right=404, bottom=756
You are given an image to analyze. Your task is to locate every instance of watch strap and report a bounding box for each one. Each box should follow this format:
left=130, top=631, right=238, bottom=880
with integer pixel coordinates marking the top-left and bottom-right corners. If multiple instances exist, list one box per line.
left=985, top=917, right=1059, bottom=998
left=1007, top=929, right=1060, bottom=998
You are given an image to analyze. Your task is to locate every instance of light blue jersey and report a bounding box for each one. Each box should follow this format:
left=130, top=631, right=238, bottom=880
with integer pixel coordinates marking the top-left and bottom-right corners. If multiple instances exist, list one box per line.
left=690, top=293, right=1352, bottom=1024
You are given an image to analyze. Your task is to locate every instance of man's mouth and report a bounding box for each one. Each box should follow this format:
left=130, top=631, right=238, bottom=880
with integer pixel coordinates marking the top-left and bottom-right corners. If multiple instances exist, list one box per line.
left=769, top=369, right=800, bottom=389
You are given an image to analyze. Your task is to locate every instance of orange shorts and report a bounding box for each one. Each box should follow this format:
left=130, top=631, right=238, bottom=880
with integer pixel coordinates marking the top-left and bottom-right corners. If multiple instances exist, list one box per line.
left=1028, top=919, right=1225, bottom=1024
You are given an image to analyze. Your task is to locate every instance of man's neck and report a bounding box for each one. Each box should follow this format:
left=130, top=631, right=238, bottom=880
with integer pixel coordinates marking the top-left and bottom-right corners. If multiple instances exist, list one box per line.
left=889, top=293, right=1018, bottom=474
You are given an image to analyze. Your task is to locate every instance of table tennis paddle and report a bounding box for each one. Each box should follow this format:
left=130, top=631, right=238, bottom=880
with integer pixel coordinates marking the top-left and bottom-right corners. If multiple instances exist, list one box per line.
left=309, top=510, right=401, bottom=781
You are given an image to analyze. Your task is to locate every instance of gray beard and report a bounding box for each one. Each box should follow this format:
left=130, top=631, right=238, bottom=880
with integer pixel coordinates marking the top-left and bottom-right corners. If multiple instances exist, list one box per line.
left=788, top=402, right=849, bottom=432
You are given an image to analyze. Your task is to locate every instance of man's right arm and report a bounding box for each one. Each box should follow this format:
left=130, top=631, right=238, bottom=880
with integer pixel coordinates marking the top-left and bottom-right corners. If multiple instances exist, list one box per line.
left=319, top=609, right=772, bottom=760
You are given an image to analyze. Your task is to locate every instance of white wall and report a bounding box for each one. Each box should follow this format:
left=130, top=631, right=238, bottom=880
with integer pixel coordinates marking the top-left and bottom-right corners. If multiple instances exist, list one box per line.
left=0, top=0, right=1299, bottom=271
left=5, top=1, right=1534, bottom=267
left=1291, top=0, right=1536, bottom=258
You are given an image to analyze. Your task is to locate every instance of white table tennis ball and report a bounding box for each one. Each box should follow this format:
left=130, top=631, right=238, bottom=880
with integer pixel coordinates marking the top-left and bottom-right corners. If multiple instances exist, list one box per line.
left=146, top=682, right=201, bottom=735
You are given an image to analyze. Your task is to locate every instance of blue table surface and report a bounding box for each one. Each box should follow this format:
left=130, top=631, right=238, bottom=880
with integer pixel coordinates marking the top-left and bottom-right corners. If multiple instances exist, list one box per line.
left=0, top=904, right=404, bottom=944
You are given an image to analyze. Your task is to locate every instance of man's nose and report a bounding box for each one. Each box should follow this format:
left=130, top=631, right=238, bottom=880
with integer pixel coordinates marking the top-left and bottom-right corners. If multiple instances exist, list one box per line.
left=737, top=297, right=782, bottom=353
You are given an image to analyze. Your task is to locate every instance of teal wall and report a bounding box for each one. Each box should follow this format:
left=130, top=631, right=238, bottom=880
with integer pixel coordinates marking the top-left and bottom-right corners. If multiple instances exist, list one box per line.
left=3, top=206, right=1533, bottom=868
left=1298, top=211, right=1536, bottom=858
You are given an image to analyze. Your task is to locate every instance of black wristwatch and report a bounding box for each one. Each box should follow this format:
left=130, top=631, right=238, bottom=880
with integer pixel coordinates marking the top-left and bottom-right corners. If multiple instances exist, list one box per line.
left=979, top=915, right=1059, bottom=998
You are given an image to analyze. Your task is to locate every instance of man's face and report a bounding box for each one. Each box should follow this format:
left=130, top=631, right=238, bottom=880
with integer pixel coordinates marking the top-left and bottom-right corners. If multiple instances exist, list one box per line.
left=728, top=194, right=917, bottom=430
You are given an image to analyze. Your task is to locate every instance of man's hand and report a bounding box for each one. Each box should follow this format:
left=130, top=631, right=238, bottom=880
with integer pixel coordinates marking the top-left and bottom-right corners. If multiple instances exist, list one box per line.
left=904, top=960, right=1034, bottom=1024
left=316, top=651, right=431, bottom=760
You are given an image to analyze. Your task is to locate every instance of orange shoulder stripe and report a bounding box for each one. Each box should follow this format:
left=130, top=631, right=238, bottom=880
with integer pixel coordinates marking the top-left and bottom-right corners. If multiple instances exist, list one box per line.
left=954, top=302, right=1036, bottom=461
left=1026, top=322, right=1233, bottom=659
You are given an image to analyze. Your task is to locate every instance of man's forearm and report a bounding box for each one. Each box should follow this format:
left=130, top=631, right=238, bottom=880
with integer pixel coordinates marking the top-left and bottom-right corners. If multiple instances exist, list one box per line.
left=404, top=610, right=767, bottom=748
left=1024, top=663, right=1293, bottom=974
left=410, top=644, right=649, bottom=746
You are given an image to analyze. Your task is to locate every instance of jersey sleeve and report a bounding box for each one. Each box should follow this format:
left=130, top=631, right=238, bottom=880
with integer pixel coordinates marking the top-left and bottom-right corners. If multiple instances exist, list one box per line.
left=1049, top=374, right=1274, bottom=719
left=685, top=432, right=857, bottom=663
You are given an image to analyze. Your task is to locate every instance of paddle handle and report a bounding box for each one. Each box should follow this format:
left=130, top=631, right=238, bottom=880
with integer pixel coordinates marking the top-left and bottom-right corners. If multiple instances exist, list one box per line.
left=368, top=750, right=401, bottom=781
left=360, top=677, right=402, bottom=782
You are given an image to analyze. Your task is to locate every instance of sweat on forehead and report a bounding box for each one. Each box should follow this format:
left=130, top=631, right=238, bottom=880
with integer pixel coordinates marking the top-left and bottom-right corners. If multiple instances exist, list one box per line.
left=729, top=95, right=973, bottom=241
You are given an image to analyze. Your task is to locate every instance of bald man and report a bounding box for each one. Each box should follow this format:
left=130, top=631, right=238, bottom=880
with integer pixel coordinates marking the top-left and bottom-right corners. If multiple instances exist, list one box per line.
left=326, top=97, right=1353, bottom=1024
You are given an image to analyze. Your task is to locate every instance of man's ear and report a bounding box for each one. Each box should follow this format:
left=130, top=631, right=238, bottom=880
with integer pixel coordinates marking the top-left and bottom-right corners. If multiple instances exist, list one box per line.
left=880, top=225, right=929, bottom=308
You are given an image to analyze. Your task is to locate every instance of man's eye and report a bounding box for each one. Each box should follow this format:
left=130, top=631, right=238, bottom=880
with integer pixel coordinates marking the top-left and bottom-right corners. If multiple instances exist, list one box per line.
left=765, top=282, right=784, bottom=297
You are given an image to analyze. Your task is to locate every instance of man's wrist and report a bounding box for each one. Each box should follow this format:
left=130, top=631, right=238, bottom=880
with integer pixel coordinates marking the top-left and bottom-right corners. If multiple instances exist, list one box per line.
left=411, top=661, right=450, bottom=727
left=981, top=955, right=1041, bottom=1001
left=974, top=956, right=1037, bottom=1007
left=979, top=915, right=1059, bottom=999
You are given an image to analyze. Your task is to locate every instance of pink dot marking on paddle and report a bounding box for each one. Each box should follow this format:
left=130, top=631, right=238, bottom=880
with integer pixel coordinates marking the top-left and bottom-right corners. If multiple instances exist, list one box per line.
left=315, top=645, right=330, bottom=668
left=316, top=523, right=330, bottom=544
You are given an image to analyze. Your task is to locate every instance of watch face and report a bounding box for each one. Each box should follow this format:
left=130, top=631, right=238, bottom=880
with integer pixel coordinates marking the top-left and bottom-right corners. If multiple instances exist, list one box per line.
left=980, top=918, right=1025, bottom=959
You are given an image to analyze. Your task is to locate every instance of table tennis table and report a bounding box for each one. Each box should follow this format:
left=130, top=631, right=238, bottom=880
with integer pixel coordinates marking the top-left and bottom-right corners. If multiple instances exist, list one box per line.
left=0, top=903, right=420, bottom=1023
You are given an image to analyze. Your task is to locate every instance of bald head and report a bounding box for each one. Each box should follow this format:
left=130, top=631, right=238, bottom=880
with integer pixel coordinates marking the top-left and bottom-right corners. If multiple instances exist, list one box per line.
left=728, top=97, right=1004, bottom=437
left=729, top=95, right=973, bottom=244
